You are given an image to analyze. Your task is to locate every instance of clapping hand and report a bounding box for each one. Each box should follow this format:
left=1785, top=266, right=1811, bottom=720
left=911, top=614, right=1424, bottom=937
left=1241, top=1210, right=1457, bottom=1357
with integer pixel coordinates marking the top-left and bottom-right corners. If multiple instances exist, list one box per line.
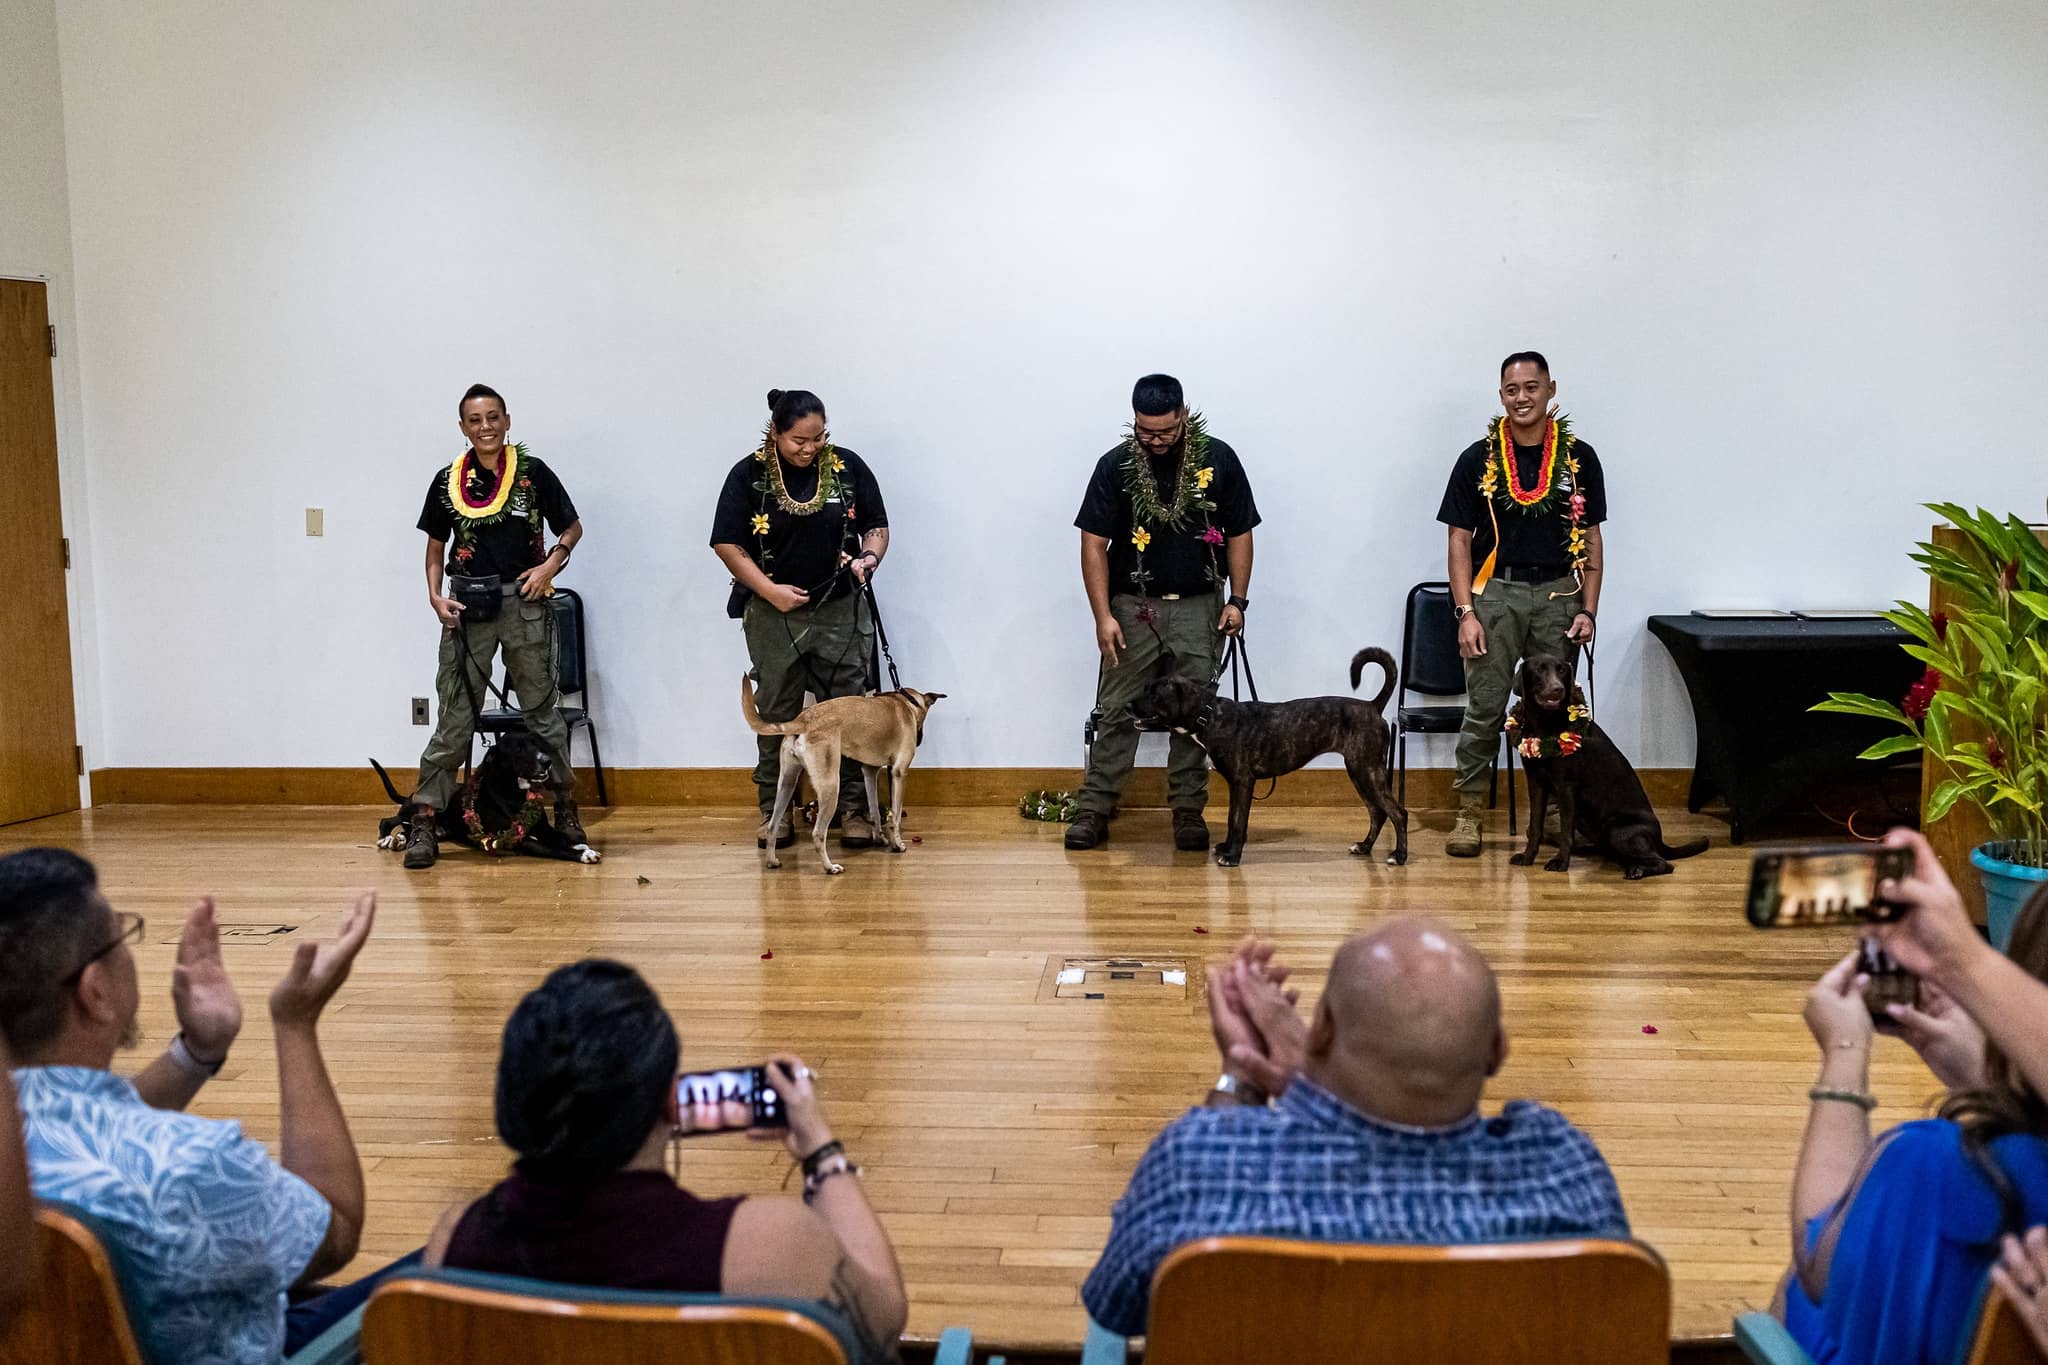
left=268, top=893, right=376, bottom=1029
left=1207, top=938, right=1307, bottom=1097
left=171, top=897, right=243, bottom=1064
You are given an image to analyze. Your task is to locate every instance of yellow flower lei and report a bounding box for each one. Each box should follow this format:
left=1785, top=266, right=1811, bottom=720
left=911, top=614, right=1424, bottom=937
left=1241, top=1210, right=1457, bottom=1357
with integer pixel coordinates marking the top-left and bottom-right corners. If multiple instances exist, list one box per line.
left=448, top=443, right=521, bottom=520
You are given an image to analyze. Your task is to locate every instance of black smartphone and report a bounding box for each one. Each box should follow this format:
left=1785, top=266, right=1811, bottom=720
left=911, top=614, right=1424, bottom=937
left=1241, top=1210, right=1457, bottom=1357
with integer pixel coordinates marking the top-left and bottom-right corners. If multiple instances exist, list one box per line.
left=1745, top=844, right=1913, bottom=927
left=674, top=1064, right=786, bottom=1136
left=1858, top=939, right=1918, bottom=1021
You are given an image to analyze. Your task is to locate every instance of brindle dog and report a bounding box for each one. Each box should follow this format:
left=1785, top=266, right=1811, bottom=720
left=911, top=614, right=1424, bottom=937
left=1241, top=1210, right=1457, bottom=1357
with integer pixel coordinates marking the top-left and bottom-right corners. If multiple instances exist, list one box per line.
left=1509, top=652, right=1707, bottom=879
left=371, top=730, right=599, bottom=864
left=1131, top=648, right=1408, bottom=868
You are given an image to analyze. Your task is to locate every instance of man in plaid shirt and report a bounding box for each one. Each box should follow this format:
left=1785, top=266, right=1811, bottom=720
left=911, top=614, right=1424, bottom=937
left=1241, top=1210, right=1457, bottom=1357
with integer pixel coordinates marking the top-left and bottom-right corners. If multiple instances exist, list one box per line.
left=1082, top=919, right=1629, bottom=1337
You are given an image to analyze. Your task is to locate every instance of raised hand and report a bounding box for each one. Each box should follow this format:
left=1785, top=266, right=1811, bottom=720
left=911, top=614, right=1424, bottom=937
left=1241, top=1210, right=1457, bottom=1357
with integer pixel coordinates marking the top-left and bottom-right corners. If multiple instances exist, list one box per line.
left=170, top=897, right=243, bottom=1063
left=269, top=893, right=376, bottom=1029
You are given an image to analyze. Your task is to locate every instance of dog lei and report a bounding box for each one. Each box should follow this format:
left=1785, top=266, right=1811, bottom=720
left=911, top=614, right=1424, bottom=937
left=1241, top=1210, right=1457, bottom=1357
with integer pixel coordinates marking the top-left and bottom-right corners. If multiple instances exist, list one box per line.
left=462, top=777, right=548, bottom=856
left=1505, top=688, right=1590, bottom=760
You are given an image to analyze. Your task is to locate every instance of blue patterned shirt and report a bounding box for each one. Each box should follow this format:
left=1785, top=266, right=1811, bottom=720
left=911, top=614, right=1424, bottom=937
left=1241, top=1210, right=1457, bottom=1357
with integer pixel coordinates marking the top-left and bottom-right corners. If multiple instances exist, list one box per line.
left=1081, top=1078, right=1629, bottom=1336
left=15, top=1066, right=332, bottom=1365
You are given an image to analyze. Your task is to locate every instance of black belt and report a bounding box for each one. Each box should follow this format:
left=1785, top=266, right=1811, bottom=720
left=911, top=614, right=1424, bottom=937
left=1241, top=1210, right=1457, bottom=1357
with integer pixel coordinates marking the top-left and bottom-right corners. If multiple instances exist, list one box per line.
left=1493, top=564, right=1570, bottom=584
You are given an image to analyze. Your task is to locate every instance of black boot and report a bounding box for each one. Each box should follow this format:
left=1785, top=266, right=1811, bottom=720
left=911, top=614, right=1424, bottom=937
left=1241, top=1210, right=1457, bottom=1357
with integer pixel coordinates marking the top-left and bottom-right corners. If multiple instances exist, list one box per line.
left=1173, top=809, right=1210, bottom=852
left=1065, top=810, right=1110, bottom=850
left=403, top=807, right=439, bottom=870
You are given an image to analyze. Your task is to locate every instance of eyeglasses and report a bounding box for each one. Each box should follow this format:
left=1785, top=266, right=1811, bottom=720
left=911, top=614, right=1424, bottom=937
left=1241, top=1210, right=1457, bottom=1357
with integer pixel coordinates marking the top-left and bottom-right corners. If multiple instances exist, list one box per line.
left=60, top=912, right=144, bottom=986
left=1133, top=420, right=1184, bottom=447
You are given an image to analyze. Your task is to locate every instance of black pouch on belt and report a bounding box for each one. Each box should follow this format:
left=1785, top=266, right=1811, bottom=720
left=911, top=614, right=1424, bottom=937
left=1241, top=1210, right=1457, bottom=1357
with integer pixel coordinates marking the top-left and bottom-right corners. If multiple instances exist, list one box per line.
left=449, top=573, right=503, bottom=622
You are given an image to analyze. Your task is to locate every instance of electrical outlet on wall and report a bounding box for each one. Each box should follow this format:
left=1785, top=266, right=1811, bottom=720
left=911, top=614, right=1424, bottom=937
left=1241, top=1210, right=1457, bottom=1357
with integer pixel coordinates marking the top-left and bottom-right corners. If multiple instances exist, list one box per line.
left=412, top=697, right=431, bottom=725
left=305, top=508, right=324, bottom=536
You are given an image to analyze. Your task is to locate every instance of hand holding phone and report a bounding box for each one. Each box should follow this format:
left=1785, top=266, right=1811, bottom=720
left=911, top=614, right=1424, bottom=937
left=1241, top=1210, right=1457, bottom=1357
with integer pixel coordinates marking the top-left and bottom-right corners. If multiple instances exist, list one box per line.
left=758, top=1054, right=834, bottom=1161
left=1857, top=939, right=1918, bottom=1021
left=1747, top=844, right=1913, bottom=927
left=674, top=1065, right=787, bottom=1138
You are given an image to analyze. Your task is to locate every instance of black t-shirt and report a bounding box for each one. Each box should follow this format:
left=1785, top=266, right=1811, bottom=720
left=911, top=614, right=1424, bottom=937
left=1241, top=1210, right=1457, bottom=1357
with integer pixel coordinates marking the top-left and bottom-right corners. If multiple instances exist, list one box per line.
left=418, top=450, right=578, bottom=580
left=1436, top=435, right=1607, bottom=574
left=1074, top=435, right=1261, bottom=597
left=709, top=447, right=889, bottom=604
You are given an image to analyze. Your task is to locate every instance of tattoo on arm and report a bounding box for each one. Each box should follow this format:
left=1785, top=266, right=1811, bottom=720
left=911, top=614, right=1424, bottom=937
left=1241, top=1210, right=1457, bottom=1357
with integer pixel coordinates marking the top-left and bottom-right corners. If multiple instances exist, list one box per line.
left=822, top=1255, right=897, bottom=1364
left=862, top=527, right=890, bottom=559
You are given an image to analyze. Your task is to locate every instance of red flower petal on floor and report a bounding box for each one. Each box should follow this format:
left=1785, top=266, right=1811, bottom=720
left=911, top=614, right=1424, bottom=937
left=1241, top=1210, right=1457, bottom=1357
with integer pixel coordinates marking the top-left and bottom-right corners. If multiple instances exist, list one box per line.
left=1641, top=1025, right=1659, bottom=1034
left=760, top=951, right=774, bottom=960
left=1192, top=926, right=1209, bottom=935
left=911, top=836, right=922, bottom=844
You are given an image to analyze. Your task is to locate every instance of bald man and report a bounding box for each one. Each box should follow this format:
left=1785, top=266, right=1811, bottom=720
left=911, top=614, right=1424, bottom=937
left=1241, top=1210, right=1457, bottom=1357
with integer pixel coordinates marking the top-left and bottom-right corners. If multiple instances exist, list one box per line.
left=1081, top=919, right=1628, bottom=1337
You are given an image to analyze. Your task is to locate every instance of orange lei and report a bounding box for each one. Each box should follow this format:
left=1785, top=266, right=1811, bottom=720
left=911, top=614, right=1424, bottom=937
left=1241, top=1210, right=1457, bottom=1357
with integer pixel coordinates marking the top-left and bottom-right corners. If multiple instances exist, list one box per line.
left=1496, top=419, right=1559, bottom=507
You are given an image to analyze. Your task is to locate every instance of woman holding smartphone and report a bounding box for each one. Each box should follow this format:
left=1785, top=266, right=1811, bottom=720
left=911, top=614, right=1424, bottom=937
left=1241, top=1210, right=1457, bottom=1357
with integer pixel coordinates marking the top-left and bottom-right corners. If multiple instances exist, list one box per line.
left=426, top=961, right=907, bottom=1363
left=1777, top=830, right=2048, bottom=1362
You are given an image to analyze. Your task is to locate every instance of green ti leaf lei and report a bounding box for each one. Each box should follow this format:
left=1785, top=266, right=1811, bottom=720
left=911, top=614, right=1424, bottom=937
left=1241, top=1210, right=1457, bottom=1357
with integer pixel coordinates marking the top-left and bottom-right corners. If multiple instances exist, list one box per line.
left=1119, top=411, right=1221, bottom=595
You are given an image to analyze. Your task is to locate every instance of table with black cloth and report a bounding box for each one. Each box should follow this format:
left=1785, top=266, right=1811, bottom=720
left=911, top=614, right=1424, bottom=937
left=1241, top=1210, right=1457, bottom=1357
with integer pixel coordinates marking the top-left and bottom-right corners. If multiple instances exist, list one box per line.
left=1646, top=615, right=1922, bottom=843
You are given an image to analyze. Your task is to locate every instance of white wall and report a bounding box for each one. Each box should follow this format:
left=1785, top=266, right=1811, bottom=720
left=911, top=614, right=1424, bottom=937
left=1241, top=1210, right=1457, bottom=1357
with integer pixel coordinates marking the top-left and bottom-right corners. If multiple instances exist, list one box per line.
left=49, top=0, right=2048, bottom=774
left=2, top=0, right=99, bottom=794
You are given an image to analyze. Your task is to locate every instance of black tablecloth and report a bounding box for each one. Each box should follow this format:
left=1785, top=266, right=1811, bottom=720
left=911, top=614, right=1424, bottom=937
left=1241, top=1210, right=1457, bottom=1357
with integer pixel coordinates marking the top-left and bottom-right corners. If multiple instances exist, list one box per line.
left=1647, top=615, right=1922, bottom=842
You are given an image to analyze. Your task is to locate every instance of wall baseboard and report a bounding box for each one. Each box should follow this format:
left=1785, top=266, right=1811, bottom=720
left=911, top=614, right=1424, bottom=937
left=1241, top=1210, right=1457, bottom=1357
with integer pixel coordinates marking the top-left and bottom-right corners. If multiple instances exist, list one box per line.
left=87, top=765, right=1696, bottom=811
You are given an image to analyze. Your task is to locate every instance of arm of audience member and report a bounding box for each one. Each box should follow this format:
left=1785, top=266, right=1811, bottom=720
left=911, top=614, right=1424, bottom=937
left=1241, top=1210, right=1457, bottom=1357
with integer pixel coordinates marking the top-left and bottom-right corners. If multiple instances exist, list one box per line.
left=1991, top=1226, right=2048, bottom=1355
left=1876, top=828, right=2048, bottom=1098
left=745, top=1056, right=908, bottom=1355
left=1205, top=939, right=1302, bottom=1104
left=0, top=1038, right=29, bottom=1322
left=271, top=894, right=376, bottom=1284
left=133, top=898, right=245, bottom=1113
left=1789, top=951, right=1876, bottom=1281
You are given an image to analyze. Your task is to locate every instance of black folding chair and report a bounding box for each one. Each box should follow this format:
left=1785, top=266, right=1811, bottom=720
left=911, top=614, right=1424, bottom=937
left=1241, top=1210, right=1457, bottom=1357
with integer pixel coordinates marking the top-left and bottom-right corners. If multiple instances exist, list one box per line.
left=475, top=587, right=608, bottom=805
left=1388, top=581, right=1517, bottom=835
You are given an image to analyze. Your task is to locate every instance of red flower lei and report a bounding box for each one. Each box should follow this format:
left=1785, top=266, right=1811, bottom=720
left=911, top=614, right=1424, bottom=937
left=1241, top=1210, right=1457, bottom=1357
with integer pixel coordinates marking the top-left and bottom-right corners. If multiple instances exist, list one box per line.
left=1496, top=418, right=1560, bottom=506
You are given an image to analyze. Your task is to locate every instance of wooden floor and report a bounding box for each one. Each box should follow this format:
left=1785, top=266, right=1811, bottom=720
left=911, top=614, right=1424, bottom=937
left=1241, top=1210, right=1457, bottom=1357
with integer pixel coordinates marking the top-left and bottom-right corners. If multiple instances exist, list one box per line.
left=0, top=800, right=1939, bottom=1351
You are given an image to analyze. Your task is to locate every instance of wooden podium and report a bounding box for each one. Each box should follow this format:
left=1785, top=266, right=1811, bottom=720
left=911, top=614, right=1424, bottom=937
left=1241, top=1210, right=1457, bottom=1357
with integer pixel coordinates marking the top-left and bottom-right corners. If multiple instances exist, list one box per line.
left=1922, top=523, right=2048, bottom=924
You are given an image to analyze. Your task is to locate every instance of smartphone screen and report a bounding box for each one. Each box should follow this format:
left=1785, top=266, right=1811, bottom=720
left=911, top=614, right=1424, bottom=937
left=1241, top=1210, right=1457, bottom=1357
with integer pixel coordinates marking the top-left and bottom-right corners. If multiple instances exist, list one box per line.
left=675, top=1065, right=786, bottom=1135
left=1745, top=844, right=1913, bottom=927
left=1858, top=939, right=1918, bottom=1020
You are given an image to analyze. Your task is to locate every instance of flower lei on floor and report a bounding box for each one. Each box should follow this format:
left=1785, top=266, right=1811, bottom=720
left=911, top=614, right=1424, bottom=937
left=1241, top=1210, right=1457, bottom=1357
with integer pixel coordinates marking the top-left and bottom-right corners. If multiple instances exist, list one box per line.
left=1470, top=416, right=1589, bottom=599
left=462, top=777, right=548, bottom=855
left=1120, top=411, right=1220, bottom=594
left=747, top=426, right=856, bottom=581
left=1018, top=789, right=1078, bottom=823
left=446, top=443, right=544, bottom=568
left=1505, top=688, right=1591, bottom=760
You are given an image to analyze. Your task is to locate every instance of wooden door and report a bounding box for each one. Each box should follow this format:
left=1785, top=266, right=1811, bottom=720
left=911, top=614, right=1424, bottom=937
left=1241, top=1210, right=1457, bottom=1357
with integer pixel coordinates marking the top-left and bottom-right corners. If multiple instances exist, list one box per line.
left=0, top=278, right=81, bottom=825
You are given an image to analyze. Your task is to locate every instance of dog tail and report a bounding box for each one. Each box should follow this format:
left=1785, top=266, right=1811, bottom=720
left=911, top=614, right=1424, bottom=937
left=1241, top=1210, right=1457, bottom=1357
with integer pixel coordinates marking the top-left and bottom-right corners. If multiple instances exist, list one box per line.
left=1660, top=836, right=1711, bottom=860
left=1350, top=647, right=1399, bottom=713
left=368, top=758, right=407, bottom=805
left=740, top=674, right=802, bottom=736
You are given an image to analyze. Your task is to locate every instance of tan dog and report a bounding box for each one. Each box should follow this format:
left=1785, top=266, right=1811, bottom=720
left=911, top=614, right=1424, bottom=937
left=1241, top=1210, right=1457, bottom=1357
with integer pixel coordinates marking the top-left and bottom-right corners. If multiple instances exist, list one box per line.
left=741, top=675, right=946, bottom=875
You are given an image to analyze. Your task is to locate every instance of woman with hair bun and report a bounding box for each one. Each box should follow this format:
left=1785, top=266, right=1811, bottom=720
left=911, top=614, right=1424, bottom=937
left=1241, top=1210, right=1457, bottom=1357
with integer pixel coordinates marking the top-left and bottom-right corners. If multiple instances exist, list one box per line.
left=426, top=960, right=908, bottom=1362
left=709, top=390, right=893, bottom=852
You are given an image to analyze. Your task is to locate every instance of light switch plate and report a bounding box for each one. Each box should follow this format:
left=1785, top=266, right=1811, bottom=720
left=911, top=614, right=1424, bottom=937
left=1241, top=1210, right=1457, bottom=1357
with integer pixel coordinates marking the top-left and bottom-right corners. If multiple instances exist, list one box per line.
left=305, top=508, right=323, bottom=536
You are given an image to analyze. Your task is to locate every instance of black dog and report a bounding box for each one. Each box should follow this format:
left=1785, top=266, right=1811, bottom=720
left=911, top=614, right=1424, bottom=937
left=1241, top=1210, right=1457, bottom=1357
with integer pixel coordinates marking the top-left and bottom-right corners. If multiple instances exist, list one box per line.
left=371, top=730, right=599, bottom=864
left=1508, top=652, right=1707, bottom=879
left=1132, top=648, right=1408, bottom=868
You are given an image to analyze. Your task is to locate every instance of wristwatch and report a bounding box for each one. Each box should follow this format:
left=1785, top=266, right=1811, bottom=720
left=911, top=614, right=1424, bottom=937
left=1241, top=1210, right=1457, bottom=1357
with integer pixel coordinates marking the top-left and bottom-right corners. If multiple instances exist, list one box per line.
left=1454, top=603, right=1475, bottom=620
left=1211, top=1072, right=1267, bottom=1105
left=1227, top=595, right=1250, bottom=612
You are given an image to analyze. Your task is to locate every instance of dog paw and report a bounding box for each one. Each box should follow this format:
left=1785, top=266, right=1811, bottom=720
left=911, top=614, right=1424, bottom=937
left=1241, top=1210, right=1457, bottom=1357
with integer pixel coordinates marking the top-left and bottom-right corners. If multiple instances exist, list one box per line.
left=1509, top=851, right=1534, bottom=866
left=764, top=855, right=782, bottom=869
left=576, top=845, right=601, bottom=863
left=1544, top=855, right=1572, bottom=873
left=825, top=862, right=845, bottom=876
left=888, top=842, right=906, bottom=854
left=1214, top=851, right=1242, bottom=868
left=1386, top=850, right=1407, bottom=866
left=1348, top=841, right=1372, bottom=857
left=377, top=832, right=405, bottom=851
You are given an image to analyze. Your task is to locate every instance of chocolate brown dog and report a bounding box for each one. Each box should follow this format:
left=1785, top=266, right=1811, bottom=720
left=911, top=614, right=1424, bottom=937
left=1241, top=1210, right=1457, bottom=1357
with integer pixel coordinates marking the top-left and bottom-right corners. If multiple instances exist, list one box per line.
left=1131, top=648, right=1407, bottom=868
left=1508, top=652, right=1708, bottom=878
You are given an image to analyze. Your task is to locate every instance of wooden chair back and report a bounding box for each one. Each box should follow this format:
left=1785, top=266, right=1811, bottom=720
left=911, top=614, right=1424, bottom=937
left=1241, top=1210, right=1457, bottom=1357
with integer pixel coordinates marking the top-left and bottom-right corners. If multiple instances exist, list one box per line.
left=1143, top=1236, right=1671, bottom=1364
left=0, top=1207, right=148, bottom=1365
left=1966, top=1287, right=2048, bottom=1365
left=361, top=1270, right=851, bottom=1365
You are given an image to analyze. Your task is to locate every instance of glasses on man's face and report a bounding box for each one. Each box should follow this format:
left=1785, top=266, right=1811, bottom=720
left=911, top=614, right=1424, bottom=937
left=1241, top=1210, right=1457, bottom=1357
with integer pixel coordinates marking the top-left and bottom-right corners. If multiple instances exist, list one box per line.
left=1134, top=420, right=1183, bottom=448
left=61, top=912, right=144, bottom=986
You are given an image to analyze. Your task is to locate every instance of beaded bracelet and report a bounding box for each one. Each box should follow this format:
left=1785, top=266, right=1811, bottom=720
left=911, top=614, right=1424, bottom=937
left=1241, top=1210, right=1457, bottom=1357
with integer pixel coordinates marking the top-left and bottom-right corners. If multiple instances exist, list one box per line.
left=801, top=1140, right=846, bottom=1177
left=1808, top=1087, right=1876, bottom=1112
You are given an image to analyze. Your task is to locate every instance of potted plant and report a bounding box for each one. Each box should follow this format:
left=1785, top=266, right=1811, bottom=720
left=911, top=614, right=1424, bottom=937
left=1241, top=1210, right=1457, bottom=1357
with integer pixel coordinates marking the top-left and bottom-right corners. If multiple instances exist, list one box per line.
left=1814, top=502, right=2048, bottom=948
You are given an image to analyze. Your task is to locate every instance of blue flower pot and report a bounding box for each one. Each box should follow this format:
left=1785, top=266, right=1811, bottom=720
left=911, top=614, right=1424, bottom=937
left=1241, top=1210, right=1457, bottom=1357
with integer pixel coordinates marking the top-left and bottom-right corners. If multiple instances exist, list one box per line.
left=1971, top=842, right=2048, bottom=952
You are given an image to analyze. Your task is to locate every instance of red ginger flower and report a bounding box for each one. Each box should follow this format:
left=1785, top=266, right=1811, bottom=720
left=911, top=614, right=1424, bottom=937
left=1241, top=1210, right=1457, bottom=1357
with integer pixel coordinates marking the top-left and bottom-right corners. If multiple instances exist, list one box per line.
left=2004, top=560, right=2022, bottom=592
left=1931, top=611, right=1948, bottom=642
left=1201, top=525, right=1225, bottom=546
left=1988, top=736, right=2007, bottom=769
left=1902, top=668, right=1942, bottom=721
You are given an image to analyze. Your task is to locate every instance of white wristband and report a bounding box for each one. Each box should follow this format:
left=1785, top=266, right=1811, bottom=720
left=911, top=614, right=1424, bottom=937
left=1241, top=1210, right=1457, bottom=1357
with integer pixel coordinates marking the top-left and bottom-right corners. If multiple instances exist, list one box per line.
left=168, top=1032, right=225, bottom=1079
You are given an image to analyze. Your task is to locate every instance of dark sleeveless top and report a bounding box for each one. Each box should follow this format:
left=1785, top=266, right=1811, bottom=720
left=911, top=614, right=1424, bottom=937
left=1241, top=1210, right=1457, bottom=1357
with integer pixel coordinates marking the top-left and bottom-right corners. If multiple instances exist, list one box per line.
left=444, top=1167, right=744, bottom=1291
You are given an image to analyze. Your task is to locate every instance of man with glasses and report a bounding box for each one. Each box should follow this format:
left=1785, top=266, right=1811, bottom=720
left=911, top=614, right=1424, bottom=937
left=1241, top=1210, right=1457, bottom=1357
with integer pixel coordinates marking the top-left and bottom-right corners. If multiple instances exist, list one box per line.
left=0, top=848, right=387, bottom=1365
left=1069, top=374, right=1260, bottom=852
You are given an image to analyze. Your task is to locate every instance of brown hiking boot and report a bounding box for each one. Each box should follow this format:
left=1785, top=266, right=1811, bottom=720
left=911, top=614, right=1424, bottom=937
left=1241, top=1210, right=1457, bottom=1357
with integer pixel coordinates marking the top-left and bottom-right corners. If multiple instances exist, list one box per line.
left=757, top=805, right=795, bottom=850
left=839, top=810, right=878, bottom=848
left=1445, top=790, right=1485, bottom=858
left=554, top=797, right=588, bottom=846
left=1064, top=810, right=1110, bottom=849
left=403, top=807, right=439, bottom=870
left=1173, top=809, right=1210, bottom=851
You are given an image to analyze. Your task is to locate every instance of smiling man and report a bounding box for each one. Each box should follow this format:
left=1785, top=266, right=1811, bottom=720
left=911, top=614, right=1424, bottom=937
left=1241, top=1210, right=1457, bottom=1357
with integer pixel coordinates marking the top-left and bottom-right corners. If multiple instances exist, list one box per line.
left=407, top=383, right=589, bottom=869
left=1436, top=352, right=1607, bottom=858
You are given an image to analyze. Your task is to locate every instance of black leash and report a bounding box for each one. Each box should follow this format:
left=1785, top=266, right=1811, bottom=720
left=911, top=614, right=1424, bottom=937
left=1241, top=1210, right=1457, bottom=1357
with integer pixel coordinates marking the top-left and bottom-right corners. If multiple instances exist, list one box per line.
left=1214, top=630, right=1258, bottom=702
left=863, top=579, right=902, bottom=692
